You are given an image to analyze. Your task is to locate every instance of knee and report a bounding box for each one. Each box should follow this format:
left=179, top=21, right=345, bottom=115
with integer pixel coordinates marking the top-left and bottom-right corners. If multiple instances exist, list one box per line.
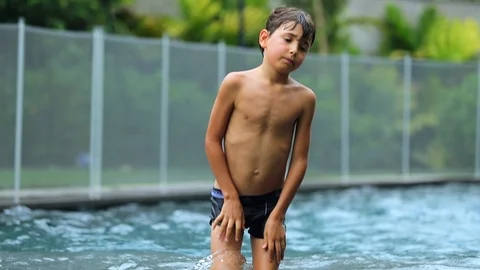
left=211, top=249, right=246, bottom=270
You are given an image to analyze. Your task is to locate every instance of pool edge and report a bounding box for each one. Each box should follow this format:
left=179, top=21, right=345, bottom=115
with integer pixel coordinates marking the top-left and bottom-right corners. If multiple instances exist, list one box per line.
left=0, top=174, right=478, bottom=210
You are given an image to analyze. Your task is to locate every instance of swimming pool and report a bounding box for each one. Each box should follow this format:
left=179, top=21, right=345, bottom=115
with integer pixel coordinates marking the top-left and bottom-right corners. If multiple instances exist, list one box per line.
left=1, top=182, right=479, bottom=269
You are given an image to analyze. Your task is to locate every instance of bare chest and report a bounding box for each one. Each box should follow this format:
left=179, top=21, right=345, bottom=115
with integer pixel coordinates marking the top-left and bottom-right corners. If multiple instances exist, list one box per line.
left=234, top=89, right=301, bottom=130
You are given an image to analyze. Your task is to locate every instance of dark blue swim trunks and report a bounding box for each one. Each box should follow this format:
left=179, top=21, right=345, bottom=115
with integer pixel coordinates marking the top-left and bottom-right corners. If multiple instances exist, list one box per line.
left=209, top=188, right=284, bottom=239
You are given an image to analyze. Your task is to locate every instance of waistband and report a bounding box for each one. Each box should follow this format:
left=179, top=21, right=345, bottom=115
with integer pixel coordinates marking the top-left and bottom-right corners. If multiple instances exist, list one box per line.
left=211, top=188, right=282, bottom=201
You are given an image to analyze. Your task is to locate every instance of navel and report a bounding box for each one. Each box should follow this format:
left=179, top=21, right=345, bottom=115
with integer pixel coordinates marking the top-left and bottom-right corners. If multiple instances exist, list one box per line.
left=252, top=169, right=260, bottom=176
left=244, top=114, right=249, bottom=119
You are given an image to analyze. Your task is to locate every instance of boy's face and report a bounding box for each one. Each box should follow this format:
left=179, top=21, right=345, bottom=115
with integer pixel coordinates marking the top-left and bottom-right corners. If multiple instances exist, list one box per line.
left=259, top=21, right=311, bottom=74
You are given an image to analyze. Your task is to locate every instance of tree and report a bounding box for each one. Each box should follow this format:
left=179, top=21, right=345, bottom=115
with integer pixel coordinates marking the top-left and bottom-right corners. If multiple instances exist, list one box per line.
left=0, top=0, right=164, bottom=37
left=284, top=0, right=365, bottom=54
left=163, top=0, right=270, bottom=46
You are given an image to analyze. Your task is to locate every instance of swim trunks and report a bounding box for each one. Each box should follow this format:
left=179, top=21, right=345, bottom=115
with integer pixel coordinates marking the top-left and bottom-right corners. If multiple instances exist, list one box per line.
left=209, top=188, right=284, bottom=239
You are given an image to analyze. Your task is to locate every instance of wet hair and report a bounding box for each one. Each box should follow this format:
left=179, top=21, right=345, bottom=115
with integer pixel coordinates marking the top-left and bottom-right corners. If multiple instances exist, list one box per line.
left=260, top=7, right=316, bottom=55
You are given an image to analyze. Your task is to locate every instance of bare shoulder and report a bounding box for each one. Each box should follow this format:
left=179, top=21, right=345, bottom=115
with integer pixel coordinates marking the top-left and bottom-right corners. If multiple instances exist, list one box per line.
left=218, top=71, right=246, bottom=93
left=211, top=71, right=249, bottom=109
left=210, top=71, right=250, bottom=110
left=206, top=71, right=249, bottom=139
left=289, top=78, right=316, bottom=109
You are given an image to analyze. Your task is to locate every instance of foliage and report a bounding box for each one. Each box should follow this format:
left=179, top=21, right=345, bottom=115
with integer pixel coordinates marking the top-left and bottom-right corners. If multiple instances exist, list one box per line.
left=418, top=17, right=480, bottom=62
left=379, top=4, right=441, bottom=58
left=0, top=0, right=166, bottom=37
left=296, top=57, right=405, bottom=174
left=221, top=5, right=270, bottom=46
left=409, top=63, right=477, bottom=171
left=0, top=30, right=476, bottom=175
left=0, top=0, right=478, bottom=176
left=379, top=3, right=480, bottom=62
left=292, top=55, right=476, bottom=175
left=163, top=0, right=269, bottom=46
left=113, top=7, right=167, bottom=38
left=379, top=4, right=416, bottom=55
left=166, top=0, right=362, bottom=52
left=284, top=0, right=362, bottom=54
left=163, top=0, right=223, bottom=43
left=222, top=0, right=269, bottom=9
left=0, top=0, right=128, bottom=31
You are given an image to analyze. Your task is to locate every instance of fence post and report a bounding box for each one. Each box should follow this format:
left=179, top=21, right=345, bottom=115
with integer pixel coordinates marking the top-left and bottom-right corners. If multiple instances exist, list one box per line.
left=218, top=41, right=226, bottom=88
left=160, top=35, right=170, bottom=187
left=340, top=53, right=350, bottom=184
left=13, top=18, right=25, bottom=205
left=475, top=59, right=480, bottom=179
left=89, top=26, right=105, bottom=199
left=402, top=55, right=412, bottom=181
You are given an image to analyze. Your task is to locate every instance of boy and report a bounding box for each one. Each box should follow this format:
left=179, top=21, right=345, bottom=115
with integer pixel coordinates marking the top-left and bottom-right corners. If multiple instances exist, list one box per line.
left=204, top=6, right=316, bottom=270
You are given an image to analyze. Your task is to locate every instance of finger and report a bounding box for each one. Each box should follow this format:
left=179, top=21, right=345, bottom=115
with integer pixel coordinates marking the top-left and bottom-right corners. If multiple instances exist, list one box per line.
left=281, top=239, right=286, bottom=260
left=212, top=213, right=223, bottom=230
left=268, top=239, right=275, bottom=262
left=275, top=241, right=282, bottom=264
left=218, top=217, right=228, bottom=239
left=212, top=220, right=223, bottom=239
left=235, top=220, right=243, bottom=242
left=225, top=219, right=234, bottom=242
left=262, top=233, right=268, bottom=249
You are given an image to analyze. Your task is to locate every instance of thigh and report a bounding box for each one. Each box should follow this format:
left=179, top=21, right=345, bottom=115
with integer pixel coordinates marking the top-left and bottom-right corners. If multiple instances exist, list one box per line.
left=210, top=219, right=246, bottom=270
left=250, top=236, right=281, bottom=270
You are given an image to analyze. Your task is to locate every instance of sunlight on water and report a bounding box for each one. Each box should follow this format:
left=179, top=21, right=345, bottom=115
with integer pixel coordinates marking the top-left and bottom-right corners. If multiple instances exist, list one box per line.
left=1, top=182, right=480, bottom=269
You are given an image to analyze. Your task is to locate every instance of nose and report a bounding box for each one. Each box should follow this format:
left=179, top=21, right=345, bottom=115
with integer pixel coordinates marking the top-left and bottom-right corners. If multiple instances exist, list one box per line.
left=289, top=44, right=298, bottom=57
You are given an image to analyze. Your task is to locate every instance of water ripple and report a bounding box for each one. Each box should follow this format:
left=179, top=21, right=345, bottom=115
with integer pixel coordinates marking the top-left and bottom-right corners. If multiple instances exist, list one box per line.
left=1, top=182, right=480, bottom=269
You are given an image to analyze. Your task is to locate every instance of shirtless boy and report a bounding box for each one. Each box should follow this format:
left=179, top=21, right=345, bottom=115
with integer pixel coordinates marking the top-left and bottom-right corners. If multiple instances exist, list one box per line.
left=204, top=7, right=316, bottom=270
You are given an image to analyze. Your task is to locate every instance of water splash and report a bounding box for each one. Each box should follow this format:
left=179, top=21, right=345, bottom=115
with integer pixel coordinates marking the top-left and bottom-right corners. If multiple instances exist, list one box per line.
left=1, top=183, right=480, bottom=269
left=193, top=250, right=253, bottom=270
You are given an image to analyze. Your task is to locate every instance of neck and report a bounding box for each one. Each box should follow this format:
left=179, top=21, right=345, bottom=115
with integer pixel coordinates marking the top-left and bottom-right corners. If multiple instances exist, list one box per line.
left=258, top=59, right=290, bottom=85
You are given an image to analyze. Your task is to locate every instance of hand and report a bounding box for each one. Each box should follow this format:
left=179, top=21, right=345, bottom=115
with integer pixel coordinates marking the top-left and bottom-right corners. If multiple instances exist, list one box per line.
left=262, top=217, right=286, bottom=264
left=211, top=198, right=245, bottom=242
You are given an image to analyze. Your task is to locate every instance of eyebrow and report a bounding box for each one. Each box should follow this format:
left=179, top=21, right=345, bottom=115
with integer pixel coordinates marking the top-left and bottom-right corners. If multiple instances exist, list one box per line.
left=284, top=32, right=309, bottom=44
left=284, top=32, right=302, bottom=40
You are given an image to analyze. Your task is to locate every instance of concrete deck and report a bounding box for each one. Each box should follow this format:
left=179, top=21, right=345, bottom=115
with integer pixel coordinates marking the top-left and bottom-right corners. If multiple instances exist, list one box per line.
left=0, top=174, right=477, bottom=210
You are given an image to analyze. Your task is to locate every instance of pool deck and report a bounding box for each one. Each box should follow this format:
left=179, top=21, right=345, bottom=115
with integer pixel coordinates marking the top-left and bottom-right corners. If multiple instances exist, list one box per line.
left=0, top=174, right=477, bottom=210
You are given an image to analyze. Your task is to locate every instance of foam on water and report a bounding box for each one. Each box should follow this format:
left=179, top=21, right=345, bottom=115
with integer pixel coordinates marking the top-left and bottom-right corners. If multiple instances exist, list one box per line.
left=1, top=182, right=480, bottom=269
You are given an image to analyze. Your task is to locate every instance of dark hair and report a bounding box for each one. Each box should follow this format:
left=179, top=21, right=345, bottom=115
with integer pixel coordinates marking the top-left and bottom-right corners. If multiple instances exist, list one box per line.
left=260, top=7, right=316, bottom=55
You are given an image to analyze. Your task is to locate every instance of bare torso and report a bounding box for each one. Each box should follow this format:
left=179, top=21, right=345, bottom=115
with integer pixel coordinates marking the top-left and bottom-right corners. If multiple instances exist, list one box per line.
left=213, top=70, right=308, bottom=195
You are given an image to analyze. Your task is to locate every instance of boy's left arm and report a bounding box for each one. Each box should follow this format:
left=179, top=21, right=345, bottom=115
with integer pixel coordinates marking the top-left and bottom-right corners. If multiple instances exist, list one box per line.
left=263, top=89, right=316, bottom=262
left=271, top=89, right=316, bottom=221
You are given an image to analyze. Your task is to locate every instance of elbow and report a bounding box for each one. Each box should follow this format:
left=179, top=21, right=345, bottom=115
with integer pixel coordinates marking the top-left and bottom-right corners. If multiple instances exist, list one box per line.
left=205, top=136, right=222, bottom=155
left=204, top=138, right=212, bottom=153
left=204, top=136, right=216, bottom=148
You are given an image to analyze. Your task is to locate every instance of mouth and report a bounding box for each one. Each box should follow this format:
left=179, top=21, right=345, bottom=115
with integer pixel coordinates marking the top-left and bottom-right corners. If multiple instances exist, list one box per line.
left=282, top=58, right=295, bottom=66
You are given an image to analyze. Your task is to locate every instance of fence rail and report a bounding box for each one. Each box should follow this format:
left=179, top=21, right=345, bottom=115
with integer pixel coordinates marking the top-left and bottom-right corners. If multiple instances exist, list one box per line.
left=0, top=19, right=479, bottom=205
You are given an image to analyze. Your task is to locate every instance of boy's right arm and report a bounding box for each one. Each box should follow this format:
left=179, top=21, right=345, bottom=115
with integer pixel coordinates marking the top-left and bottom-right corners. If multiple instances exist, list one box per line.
left=205, top=72, right=244, bottom=241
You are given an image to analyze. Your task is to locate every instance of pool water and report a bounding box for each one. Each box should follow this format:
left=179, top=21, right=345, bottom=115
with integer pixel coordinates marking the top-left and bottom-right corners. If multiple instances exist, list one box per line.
left=1, top=182, right=480, bottom=269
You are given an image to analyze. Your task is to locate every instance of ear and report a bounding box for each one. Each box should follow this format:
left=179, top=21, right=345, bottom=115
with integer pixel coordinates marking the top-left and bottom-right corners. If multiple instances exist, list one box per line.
left=258, top=29, right=270, bottom=50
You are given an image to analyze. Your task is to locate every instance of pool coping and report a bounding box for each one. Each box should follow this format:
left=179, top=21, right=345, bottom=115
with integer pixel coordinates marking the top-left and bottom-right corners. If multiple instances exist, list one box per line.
left=0, top=174, right=477, bottom=210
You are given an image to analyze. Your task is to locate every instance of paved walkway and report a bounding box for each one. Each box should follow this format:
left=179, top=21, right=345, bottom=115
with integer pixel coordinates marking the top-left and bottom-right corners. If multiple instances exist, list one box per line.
left=0, top=174, right=476, bottom=209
